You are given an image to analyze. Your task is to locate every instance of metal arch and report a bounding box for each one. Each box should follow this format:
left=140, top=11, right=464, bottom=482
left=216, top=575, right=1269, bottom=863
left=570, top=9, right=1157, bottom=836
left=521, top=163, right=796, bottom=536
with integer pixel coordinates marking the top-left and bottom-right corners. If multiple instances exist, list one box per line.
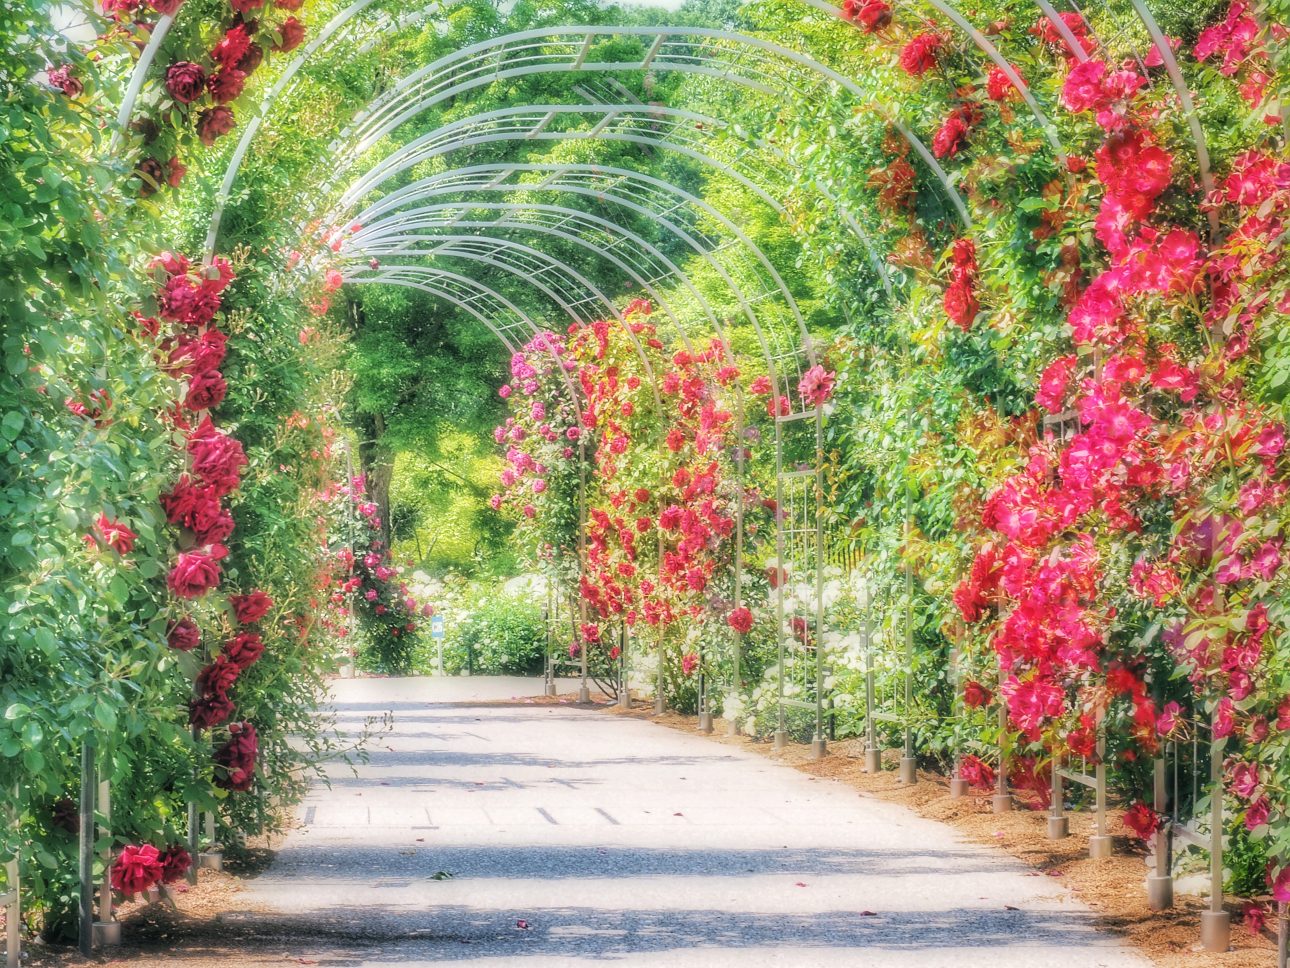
left=404, top=236, right=627, bottom=329
left=309, top=26, right=970, bottom=225
left=348, top=172, right=816, bottom=398
left=203, top=0, right=392, bottom=261
left=348, top=203, right=788, bottom=398
left=372, top=240, right=668, bottom=419
left=343, top=264, right=585, bottom=409
left=326, top=103, right=895, bottom=298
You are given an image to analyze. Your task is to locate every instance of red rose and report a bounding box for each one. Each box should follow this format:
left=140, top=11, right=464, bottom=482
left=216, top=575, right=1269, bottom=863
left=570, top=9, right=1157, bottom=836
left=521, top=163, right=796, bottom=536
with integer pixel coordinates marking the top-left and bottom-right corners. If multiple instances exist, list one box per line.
left=158, top=274, right=220, bottom=326
left=211, top=24, right=252, bottom=69
left=230, top=590, right=272, bottom=624
left=167, top=156, right=186, bottom=187
left=167, top=545, right=226, bottom=599
left=274, top=0, right=302, bottom=8
left=170, top=329, right=228, bottom=376
left=225, top=631, right=265, bottom=668
left=94, top=513, right=137, bottom=554
left=727, top=606, right=754, bottom=635
left=236, top=42, right=264, bottom=75
left=47, top=64, right=82, bottom=96
left=1122, top=802, right=1159, bottom=840
left=159, top=845, right=191, bottom=884
left=962, top=680, right=992, bottom=708
left=214, top=722, right=258, bottom=791
left=189, top=498, right=234, bottom=545
left=841, top=0, right=890, bottom=32
left=187, top=416, right=247, bottom=496
left=230, top=0, right=263, bottom=11
left=196, top=654, right=241, bottom=697
left=943, top=277, right=979, bottom=330
left=111, top=845, right=163, bottom=896
left=167, top=617, right=201, bottom=652
left=207, top=68, right=246, bottom=104
left=273, top=16, right=305, bottom=52
left=164, top=61, right=206, bottom=104
left=197, top=105, right=236, bottom=146
left=189, top=693, right=235, bottom=730
left=959, top=754, right=996, bottom=788
left=150, top=0, right=184, bottom=14
left=899, top=33, right=943, bottom=76
left=932, top=114, right=969, bottom=159
left=184, top=369, right=227, bottom=411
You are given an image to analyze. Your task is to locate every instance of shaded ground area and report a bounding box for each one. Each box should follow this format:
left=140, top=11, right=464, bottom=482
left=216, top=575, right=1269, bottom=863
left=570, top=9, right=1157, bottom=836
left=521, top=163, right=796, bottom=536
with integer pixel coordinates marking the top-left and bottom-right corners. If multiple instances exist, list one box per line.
left=100, top=676, right=1151, bottom=967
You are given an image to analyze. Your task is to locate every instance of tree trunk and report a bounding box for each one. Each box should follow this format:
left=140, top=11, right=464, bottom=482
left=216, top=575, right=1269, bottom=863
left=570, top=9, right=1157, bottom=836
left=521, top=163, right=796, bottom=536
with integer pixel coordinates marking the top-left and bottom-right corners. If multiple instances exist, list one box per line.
left=359, top=412, right=393, bottom=548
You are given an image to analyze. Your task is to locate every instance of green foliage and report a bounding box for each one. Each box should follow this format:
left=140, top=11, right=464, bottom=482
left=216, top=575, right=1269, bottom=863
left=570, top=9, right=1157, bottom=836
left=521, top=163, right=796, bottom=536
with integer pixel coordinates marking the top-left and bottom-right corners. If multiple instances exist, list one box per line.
left=431, top=590, right=547, bottom=677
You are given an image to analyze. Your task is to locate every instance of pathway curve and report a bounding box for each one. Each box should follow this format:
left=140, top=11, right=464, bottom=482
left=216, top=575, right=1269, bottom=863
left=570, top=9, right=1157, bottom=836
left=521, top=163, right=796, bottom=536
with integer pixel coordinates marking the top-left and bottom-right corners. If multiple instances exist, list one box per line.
left=204, top=677, right=1151, bottom=967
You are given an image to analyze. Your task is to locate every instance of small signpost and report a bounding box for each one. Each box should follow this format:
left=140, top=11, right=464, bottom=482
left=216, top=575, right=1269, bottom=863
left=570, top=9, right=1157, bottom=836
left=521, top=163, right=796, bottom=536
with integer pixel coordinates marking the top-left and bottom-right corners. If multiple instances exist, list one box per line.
left=431, top=614, right=445, bottom=676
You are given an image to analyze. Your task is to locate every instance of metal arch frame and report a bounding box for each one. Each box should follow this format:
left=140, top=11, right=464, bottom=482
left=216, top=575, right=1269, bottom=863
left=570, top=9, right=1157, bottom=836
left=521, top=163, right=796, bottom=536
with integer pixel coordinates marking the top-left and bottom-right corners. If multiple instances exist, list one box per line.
left=346, top=171, right=815, bottom=398
left=405, top=236, right=628, bottom=329
left=327, top=103, right=895, bottom=298
left=307, top=25, right=970, bottom=226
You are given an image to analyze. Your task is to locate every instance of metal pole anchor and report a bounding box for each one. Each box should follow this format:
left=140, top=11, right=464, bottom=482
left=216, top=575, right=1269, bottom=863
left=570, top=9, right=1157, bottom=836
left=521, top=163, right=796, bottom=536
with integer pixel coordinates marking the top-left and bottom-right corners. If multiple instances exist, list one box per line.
left=1146, top=756, right=1173, bottom=911
left=1048, top=753, right=1069, bottom=839
left=1200, top=721, right=1230, bottom=951
left=92, top=777, right=121, bottom=947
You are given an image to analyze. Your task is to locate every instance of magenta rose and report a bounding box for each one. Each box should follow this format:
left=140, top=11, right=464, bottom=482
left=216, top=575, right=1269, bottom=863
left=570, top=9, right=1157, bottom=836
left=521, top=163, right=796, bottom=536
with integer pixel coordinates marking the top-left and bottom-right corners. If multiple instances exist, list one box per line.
left=164, top=61, right=206, bottom=104
left=110, top=845, right=164, bottom=896
left=167, top=617, right=201, bottom=652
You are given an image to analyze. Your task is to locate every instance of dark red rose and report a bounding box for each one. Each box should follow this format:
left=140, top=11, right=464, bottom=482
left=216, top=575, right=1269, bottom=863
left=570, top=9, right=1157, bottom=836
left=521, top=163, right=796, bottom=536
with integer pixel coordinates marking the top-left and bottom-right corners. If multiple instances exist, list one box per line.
left=167, top=156, right=186, bottom=187
left=188, top=497, right=234, bottom=545
left=236, top=39, right=264, bottom=75
left=164, top=61, right=206, bottom=104
left=196, top=655, right=241, bottom=697
left=273, top=16, right=305, bottom=52
left=167, top=545, right=227, bottom=599
left=225, top=632, right=265, bottom=668
left=184, top=369, right=227, bottom=411
left=149, top=0, right=184, bottom=14
left=963, top=680, right=992, bottom=708
left=274, top=0, right=302, bottom=8
left=111, top=845, right=163, bottom=896
left=158, top=274, right=221, bottom=326
left=207, top=68, right=246, bottom=104
left=187, top=417, right=247, bottom=496
left=52, top=798, right=79, bottom=834
left=229, top=590, right=272, bottom=624
left=170, top=329, right=228, bottom=376
left=47, top=65, right=82, bottom=96
left=214, top=722, right=258, bottom=791
left=159, top=845, right=191, bottom=884
left=211, top=24, right=252, bottom=69
left=189, top=693, right=235, bottom=730
left=135, top=157, right=166, bottom=197
left=167, top=616, right=201, bottom=652
left=197, top=105, right=236, bottom=146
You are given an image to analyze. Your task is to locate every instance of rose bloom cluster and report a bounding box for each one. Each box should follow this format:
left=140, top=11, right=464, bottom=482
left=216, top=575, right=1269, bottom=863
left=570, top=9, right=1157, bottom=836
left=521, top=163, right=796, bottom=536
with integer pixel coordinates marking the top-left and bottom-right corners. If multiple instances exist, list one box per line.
left=490, top=330, right=582, bottom=525
left=953, top=19, right=1290, bottom=887
left=328, top=476, right=424, bottom=644
left=110, top=843, right=192, bottom=897
left=99, top=0, right=308, bottom=195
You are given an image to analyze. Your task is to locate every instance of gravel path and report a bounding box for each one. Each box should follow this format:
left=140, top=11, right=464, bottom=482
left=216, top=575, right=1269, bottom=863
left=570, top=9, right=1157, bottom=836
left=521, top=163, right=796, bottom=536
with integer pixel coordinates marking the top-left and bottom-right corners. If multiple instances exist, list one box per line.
left=183, top=677, right=1152, bottom=967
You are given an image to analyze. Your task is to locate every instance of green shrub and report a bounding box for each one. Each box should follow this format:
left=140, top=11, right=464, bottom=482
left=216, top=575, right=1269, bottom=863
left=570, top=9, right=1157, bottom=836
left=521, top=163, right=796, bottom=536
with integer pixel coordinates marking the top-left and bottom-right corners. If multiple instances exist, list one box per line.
left=432, top=591, right=546, bottom=676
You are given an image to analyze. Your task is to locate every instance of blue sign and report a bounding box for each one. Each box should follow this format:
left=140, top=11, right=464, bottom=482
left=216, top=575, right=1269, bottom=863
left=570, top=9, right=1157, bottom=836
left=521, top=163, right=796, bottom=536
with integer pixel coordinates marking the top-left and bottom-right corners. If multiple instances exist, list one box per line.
left=431, top=614, right=445, bottom=640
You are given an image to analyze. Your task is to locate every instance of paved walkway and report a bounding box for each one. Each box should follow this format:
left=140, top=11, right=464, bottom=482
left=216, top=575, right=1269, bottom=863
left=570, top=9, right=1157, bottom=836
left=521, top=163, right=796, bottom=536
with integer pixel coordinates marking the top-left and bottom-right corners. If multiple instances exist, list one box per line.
left=213, top=677, right=1149, bottom=967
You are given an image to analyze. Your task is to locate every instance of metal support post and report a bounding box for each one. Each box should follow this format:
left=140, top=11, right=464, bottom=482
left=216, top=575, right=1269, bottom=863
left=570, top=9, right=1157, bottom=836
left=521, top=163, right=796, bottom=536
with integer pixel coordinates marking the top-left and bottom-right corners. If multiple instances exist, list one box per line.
left=1200, top=722, right=1230, bottom=951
